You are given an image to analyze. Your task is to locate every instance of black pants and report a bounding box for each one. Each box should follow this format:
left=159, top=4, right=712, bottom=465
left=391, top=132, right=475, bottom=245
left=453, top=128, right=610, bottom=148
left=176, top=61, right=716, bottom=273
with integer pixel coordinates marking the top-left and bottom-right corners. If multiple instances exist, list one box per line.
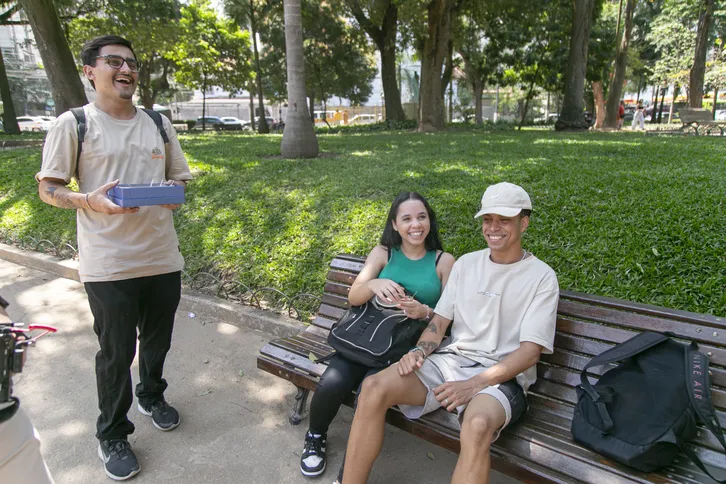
left=309, top=354, right=381, bottom=435
left=85, top=271, right=181, bottom=441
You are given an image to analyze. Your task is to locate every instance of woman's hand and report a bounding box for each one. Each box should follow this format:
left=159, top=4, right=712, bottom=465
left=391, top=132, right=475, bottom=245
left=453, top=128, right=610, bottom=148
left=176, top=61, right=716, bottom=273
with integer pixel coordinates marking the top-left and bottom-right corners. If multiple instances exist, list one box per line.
left=366, top=278, right=406, bottom=302
left=397, top=298, right=428, bottom=320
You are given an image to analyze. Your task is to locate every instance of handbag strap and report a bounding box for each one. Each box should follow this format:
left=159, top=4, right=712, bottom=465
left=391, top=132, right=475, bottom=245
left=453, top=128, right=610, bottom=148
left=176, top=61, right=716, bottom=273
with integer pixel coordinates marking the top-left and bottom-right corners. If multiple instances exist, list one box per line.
left=579, top=331, right=670, bottom=432
left=680, top=343, right=726, bottom=483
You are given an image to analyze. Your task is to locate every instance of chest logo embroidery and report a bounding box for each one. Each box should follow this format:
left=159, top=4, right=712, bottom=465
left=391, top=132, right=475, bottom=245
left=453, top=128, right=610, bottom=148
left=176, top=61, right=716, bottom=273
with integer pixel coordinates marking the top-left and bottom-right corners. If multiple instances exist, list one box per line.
left=478, top=291, right=501, bottom=298
left=151, top=147, right=164, bottom=160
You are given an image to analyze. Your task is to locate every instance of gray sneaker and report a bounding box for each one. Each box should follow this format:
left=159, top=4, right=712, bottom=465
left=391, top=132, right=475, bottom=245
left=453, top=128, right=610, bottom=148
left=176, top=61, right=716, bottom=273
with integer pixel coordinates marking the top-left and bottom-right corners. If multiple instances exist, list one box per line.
left=98, top=439, right=140, bottom=481
left=138, top=398, right=180, bottom=431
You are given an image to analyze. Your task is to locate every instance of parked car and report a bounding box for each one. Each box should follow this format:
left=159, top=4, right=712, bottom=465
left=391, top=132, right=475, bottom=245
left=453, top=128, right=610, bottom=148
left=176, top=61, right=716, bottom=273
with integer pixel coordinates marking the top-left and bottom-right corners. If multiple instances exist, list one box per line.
left=350, top=114, right=378, bottom=125
left=219, top=116, right=247, bottom=130
left=16, top=116, right=47, bottom=132
left=194, top=116, right=223, bottom=130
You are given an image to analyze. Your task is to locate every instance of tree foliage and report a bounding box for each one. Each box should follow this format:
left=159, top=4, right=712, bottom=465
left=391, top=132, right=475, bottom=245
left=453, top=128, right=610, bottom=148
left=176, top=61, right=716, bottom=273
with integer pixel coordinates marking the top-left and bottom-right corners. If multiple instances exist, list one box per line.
left=169, top=0, right=252, bottom=104
left=68, top=0, right=181, bottom=108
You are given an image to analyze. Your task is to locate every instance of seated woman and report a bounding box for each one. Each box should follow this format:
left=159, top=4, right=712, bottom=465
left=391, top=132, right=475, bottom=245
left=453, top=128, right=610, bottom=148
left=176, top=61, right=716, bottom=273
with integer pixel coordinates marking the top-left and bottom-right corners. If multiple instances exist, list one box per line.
left=300, top=192, right=455, bottom=480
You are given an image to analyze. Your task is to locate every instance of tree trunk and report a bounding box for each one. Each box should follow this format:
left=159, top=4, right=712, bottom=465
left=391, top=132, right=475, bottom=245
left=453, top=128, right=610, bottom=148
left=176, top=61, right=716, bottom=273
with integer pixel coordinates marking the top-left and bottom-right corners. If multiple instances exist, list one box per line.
left=249, top=90, right=256, bottom=131
left=556, top=0, right=595, bottom=131
left=138, top=56, right=155, bottom=109
left=441, top=38, right=454, bottom=100
left=689, top=0, right=715, bottom=108
left=281, top=0, right=318, bottom=157
left=202, top=72, right=207, bottom=130
left=418, top=0, right=455, bottom=132
left=448, top=82, right=453, bottom=123
left=604, top=0, right=635, bottom=128
left=668, top=83, right=678, bottom=123
left=474, top=78, right=483, bottom=124
left=592, top=81, right=606, bottom=128
left=19, top=0, right=87, bottom=115
left=657, top=86, right=665, bottom=123
left=251, top=8, right=269, bottom=133
left=650, top=85, right=658, bottom=123
left=308, top=93, right=315, bottom=122
left=348, top=0, right=405, bottom=121
left=519, top=80, right=536, bottom=130
left=0, top=48, right=19, bottom=134
left=712, top=88, right=719, bottom=119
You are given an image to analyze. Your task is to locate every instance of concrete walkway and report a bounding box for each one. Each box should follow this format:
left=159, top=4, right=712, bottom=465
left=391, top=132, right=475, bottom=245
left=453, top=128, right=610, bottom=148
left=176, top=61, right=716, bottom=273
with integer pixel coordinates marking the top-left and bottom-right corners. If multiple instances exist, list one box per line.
left=1, top=256, right=519, bottom=484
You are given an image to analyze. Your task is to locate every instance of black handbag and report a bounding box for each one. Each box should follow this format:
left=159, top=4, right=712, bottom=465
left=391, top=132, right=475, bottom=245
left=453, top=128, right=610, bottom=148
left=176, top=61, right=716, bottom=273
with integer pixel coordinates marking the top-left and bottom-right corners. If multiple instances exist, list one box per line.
left=326, top=295, right=428, bottom=368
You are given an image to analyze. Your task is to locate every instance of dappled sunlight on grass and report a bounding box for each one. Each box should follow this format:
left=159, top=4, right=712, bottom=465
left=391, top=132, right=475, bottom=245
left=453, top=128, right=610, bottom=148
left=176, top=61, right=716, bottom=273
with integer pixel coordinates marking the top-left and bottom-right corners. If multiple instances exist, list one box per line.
left=1, top=130, right=724, bottom=315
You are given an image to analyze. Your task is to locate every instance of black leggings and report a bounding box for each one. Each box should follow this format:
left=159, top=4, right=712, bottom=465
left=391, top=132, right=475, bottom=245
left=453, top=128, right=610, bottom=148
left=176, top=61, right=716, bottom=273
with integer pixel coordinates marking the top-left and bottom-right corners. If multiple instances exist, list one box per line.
left=308, top=354, right=380, bottom=435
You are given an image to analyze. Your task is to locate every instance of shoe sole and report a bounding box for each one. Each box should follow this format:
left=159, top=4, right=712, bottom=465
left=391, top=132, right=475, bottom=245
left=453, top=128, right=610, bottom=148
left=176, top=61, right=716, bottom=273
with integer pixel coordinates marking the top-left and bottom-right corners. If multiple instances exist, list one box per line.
left=137, top=403, right=180, bottom=431
left=300, top=461, right=326, bottom=477
left=97, top=444, right=140, bottom=481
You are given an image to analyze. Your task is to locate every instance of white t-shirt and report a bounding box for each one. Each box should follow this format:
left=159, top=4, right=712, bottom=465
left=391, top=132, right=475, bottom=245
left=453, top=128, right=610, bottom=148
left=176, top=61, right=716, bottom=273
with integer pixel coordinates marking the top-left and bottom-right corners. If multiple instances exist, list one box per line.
left=37, top=104, right=193, bottom=283
left=434, top=249, right=559, bottom=391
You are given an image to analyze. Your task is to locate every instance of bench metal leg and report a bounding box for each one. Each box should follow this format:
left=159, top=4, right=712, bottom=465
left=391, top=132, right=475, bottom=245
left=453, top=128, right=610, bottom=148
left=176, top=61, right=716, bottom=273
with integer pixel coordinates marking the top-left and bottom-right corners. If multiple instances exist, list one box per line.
left=290, top=386, right=310, bottom=425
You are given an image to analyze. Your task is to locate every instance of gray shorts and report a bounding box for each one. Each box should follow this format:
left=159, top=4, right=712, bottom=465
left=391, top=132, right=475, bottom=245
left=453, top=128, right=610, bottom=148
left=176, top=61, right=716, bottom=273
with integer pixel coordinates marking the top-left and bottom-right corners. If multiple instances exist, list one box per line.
left=398, top=353, right=527, bottom=441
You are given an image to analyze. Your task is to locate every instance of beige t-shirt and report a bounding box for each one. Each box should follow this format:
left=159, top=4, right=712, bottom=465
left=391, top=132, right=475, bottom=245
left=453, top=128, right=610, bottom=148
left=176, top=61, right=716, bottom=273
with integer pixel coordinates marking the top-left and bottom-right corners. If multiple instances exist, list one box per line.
left=434, top=249, right=559, bottom=391
left=37, top=104, right=193, bottom=283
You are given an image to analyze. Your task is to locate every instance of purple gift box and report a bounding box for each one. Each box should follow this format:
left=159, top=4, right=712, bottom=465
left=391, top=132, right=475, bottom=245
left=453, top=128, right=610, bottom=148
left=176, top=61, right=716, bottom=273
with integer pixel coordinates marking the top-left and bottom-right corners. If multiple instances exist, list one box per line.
left=107, top=183, right=185, bottom=208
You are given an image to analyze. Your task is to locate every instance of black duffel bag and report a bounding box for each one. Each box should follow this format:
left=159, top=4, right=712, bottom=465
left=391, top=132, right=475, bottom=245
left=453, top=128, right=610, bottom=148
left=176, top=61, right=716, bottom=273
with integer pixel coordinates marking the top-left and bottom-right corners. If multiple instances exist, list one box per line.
left=571, top=331, right=726, bottom=481
left=326, top=295, right=427, bottom=368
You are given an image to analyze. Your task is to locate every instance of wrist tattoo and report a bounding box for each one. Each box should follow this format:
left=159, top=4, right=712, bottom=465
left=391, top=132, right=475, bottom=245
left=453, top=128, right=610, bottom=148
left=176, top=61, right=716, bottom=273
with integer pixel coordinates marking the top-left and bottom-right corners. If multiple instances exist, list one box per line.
left=419, top=341, right=438, bottom=355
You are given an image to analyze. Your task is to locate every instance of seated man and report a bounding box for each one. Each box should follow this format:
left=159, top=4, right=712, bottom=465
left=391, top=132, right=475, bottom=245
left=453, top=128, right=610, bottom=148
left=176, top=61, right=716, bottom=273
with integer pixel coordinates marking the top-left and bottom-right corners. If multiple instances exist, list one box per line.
left=341, top=182, right=559, bottom=484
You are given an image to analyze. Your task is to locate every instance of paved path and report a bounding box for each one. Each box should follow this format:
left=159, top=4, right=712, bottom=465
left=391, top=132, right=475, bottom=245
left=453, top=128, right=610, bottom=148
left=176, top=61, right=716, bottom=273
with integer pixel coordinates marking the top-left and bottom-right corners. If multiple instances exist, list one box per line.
left=1, top=258, right=519, bottom=484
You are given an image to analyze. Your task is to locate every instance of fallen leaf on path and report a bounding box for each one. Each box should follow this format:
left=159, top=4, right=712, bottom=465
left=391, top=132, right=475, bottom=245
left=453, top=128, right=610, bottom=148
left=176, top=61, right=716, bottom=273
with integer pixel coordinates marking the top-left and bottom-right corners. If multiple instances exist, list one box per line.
left=198, top=390, right=211, bottom=396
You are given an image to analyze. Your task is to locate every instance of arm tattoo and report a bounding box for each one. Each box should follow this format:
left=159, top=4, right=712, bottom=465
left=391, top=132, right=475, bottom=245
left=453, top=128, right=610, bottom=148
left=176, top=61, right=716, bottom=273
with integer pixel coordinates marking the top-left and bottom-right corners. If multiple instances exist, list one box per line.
left=43, top=183, right=79, bottom=209
left=418, top=341, right=438, bottom=356
left=425, top=322, right=438, bottom=334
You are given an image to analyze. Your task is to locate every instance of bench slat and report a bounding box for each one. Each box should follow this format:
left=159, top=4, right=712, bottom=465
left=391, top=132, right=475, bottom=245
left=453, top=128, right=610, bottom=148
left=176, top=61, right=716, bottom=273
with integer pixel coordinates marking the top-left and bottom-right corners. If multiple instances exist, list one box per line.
left=323, top=281, right=350, bottom=297
left=317, top=303, right=346, bottom=321
left=561, top=290, right=725, bottom=328
left=311, top=315, right=336, bottom=331
left=259, top=344, right=327, bottom=378
left=330, top=257, right=365, bottom=273
left=557, top=300, right=726, bottom=347
left=321, top=293, right=349, bottom=310
left=326, top=269, right=358, bottom=285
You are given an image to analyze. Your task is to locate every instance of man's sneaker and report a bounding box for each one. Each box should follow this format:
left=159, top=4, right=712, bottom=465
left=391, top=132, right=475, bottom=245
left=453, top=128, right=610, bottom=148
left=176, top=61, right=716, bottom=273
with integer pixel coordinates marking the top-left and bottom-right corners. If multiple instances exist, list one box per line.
left=137, top=398, right=180, bottom=431
left=98, top=439, right=140, bottom=481
left=300, top=431, right=327, bottom=477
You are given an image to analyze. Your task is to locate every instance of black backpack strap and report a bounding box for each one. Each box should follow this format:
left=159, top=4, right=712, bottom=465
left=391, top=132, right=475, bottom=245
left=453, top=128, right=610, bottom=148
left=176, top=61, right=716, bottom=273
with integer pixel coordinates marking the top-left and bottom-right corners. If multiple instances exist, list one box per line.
left=579, top=331, right=670, bottom=432
left=680, top=343, right=726, bottom=483
left=141, top=108, right=169, bottom=144
left=70, top=107, right=86, bottom=167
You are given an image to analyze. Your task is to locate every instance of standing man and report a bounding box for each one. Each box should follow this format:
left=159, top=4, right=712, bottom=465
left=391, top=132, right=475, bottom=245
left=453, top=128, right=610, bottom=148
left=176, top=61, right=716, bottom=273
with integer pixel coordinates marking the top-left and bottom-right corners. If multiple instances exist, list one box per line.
left=340, top=182, right=559, bottom=484
left=36, top=35, right=192, bottom=481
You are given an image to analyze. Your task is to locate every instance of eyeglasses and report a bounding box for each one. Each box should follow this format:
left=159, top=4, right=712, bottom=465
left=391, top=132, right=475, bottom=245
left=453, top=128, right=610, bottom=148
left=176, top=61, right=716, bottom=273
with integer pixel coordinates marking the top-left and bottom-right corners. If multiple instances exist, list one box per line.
left=95, top=54, right=138, bottom=72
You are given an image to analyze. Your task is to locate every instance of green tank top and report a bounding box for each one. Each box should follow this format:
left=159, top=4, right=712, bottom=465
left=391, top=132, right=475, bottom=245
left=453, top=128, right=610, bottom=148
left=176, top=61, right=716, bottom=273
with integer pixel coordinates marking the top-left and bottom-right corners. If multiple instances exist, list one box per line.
left=378, top=248, right=442, bottom=308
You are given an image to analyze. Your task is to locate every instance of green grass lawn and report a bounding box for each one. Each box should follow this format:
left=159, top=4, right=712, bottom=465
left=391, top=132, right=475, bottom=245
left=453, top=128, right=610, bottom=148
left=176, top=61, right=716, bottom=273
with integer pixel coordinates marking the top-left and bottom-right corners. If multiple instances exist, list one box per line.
left=1, top=129, right=724, bottom=317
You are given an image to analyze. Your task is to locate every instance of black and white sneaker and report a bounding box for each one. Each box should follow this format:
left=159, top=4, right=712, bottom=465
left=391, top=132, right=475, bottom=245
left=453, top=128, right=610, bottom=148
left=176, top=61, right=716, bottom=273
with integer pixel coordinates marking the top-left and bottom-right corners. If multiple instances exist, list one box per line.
left=98, top=439, right=140, bottom=481
left=138, top=398, right=180, bottom=431
left=300, top=431, right=327, bottom=477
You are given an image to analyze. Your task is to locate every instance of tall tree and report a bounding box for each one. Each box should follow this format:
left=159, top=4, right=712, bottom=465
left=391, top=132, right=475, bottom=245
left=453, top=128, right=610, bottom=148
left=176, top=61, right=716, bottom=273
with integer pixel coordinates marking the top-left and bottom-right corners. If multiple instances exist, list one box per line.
left=18, top=0, right=88, bottom=114
left=604, top=0, right=636, bottom=128
left=281, top=0, right=318, bottom=158
left=226, top=0, right=269, bottom=133
left=0, top=2, right=20, bottom=133
left=346, top=0, right=406, bottom=121
left=690, top=0, right=716, bottom=108
left=418, top=0, right=458, bottom=132
left=556, top=0, right=596, bottom=131
left=0, top=48, right=19, bottom=133
left=170, top=0, right=252, bottom=130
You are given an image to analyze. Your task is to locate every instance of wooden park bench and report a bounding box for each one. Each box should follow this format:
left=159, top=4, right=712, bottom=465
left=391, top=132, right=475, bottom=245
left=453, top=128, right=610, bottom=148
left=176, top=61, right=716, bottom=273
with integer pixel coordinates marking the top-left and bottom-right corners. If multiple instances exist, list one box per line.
left=257, top=254, right=726, bottom=483
left=679, top=108, right=726, bottom=136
